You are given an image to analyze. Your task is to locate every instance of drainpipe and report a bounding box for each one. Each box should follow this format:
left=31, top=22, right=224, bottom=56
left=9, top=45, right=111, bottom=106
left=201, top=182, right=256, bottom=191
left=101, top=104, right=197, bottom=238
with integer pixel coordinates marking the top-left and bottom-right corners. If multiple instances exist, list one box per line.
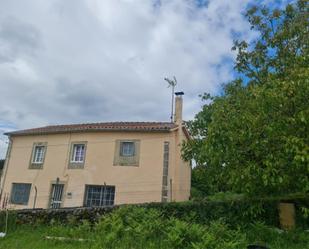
left=33, top=186, right=38, bottom=209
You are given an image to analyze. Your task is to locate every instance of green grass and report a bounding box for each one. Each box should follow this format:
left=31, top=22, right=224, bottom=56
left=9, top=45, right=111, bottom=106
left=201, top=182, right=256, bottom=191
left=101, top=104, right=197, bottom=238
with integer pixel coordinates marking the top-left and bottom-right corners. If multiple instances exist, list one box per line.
left=0, top=226, right=89, bottom=249
left=1, top=225, right=308, bottom=249
left=0, top=206, right=309, bottom=249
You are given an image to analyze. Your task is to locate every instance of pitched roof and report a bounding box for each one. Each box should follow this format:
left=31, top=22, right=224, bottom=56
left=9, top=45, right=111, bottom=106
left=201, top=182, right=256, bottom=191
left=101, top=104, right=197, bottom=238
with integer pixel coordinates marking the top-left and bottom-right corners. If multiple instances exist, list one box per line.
left=5, top=122, right=179, bottom=136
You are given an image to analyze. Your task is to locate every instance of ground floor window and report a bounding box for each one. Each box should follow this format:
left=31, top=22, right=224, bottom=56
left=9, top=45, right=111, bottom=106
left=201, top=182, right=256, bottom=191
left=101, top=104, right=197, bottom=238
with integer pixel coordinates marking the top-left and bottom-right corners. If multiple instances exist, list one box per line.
left=10, top=183, right=31, bottom=205
left=84, top=185, right=115, bottom=207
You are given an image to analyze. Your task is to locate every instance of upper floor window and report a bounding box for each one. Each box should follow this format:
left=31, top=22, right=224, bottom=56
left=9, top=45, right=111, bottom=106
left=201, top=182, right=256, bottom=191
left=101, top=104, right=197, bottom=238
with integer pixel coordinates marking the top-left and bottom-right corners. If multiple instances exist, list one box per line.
left=120, top=141, right=135, bottom=157
left=71, top=144, right=85, bottom=163
left=29, top=142, right=47, bottom=169
left=10, top=183, right=31, bottom=205
left=33, top=145, right=45, bottom=164
left=69, top=142, right=87, bottom=169
left=113, top=140, right=140, bottom=166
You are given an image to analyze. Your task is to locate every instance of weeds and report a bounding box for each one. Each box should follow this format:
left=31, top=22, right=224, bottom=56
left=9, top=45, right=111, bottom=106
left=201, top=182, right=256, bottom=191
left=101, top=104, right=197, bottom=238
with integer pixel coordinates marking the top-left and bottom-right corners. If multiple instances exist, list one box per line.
left=0, top=206, right=308, bottom=249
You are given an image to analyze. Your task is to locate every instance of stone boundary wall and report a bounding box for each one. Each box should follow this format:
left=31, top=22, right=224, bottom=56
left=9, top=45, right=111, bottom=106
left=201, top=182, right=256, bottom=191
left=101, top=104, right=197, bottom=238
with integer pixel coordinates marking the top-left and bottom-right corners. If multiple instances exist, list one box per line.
left=14, top=206, right=116, bottom=225
left=1, top=198, right=308, bottom=229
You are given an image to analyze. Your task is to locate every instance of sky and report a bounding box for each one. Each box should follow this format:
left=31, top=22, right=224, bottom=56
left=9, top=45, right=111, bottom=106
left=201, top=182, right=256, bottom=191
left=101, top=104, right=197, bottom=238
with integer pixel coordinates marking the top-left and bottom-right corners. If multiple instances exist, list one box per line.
left=0, top=0, right=293, bottom=157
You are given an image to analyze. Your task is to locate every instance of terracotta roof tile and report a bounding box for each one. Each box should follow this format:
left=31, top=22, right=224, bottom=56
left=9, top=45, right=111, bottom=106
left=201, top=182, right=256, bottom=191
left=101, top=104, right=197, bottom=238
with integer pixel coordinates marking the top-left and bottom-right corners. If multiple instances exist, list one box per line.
left=5, top=122, right=178, bottom=136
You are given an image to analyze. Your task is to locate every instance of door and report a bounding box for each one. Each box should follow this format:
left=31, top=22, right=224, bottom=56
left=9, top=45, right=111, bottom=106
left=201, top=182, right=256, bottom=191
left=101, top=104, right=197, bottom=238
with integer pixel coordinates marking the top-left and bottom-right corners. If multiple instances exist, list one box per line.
left=49, top=184, right=64, bottom=209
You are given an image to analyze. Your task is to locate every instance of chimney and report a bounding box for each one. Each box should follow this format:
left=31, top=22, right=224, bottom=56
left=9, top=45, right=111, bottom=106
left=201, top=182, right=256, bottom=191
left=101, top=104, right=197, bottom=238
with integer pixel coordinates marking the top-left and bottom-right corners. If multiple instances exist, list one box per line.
left=174, top=91, right=184, bottom=124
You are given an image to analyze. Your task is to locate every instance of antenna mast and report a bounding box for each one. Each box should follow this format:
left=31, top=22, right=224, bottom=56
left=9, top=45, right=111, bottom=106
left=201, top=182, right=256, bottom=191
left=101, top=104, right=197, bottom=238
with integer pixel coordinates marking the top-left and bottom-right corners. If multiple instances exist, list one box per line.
left=164, top=76, right=177, bottom=122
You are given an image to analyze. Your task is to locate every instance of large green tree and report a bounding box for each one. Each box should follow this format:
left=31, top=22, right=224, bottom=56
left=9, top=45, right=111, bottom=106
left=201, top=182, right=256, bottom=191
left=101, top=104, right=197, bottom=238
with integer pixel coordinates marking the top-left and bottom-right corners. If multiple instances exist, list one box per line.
left=183, top=0, right=309, bottom=197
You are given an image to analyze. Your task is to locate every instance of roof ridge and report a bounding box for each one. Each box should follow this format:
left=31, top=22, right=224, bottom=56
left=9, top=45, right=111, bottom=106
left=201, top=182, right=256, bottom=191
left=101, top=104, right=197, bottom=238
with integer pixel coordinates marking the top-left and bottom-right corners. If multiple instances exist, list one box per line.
left=5, top=121, right=178, bottom=136
left=44, top=121, right=174, bottom=126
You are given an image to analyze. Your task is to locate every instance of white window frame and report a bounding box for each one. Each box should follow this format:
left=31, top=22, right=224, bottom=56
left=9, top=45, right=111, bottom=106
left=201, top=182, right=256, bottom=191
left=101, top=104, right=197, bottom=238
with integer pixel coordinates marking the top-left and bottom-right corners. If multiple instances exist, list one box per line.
left=71, top=143, right=85, bottom=163
left=32, top=145, right=46, bottom=164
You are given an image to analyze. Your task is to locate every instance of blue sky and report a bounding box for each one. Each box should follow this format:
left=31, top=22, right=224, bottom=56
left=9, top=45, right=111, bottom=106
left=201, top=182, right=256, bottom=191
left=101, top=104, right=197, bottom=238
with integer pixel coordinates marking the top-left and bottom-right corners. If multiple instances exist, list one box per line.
left=0, top=0, right=294, bottom=157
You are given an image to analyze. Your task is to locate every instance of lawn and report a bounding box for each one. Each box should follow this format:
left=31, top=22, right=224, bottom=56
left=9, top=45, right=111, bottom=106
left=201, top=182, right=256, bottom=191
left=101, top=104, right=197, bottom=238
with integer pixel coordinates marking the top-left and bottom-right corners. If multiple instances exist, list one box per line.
left=1, top=224, right=308, bottom=249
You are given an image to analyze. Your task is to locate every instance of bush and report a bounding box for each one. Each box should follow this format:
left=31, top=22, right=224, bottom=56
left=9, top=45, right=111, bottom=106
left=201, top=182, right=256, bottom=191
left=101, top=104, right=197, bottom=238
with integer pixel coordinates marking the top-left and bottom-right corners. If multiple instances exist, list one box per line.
left=144, top=199, right=280, bottom=228
left=2, top=195, right=308, bottom=231
left=246, top=222, right=309, bottom=249
left=92, top=206, right=247, bottom=249
left=0, top=210, right=17, bottom=232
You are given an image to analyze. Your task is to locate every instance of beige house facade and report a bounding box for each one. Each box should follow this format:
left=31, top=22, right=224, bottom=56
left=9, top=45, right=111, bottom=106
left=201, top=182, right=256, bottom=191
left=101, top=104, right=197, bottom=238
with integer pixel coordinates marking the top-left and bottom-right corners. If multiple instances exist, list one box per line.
left=0, top=95, right=191, bottom=209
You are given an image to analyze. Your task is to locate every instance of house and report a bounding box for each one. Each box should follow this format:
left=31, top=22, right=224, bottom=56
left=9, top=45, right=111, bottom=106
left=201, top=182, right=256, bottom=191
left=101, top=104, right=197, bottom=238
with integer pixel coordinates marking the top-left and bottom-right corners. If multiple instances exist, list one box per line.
left=0, top=94, right=191, bottom=209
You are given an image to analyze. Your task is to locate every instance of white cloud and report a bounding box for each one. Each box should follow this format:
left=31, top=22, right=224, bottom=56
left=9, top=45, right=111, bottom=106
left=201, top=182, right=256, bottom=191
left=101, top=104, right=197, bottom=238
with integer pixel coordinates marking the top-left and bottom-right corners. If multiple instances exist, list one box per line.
left=0, top=0, right=257, bottom=157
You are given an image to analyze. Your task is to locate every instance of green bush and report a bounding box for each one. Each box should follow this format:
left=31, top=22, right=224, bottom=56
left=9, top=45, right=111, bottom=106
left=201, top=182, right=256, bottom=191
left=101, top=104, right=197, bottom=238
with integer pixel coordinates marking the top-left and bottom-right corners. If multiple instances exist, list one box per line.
left=93, top=206, right=246, bottom=249
left=3, top=196, right=309, bottom=232
left=246, top=222, right=309, bottom=249
left=1, top=206, right=309, bottom=249
left=143, top=199, right=280, bottom=228
left=0, top=210, right=17, bottom=232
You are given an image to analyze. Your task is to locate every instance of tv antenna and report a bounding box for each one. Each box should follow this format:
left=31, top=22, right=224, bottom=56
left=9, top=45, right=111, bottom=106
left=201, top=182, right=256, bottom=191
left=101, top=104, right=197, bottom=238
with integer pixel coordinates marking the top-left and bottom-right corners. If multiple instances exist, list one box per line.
left=164, top=76, right=177, bottom=122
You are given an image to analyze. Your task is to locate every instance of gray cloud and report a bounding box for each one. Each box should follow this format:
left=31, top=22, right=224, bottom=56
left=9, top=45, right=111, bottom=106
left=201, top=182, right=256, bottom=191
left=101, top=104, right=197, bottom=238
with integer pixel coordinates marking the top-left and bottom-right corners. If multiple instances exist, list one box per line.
left=0, top=0, right=261, bottom=157
left=0, top=16, right=42, bottom=63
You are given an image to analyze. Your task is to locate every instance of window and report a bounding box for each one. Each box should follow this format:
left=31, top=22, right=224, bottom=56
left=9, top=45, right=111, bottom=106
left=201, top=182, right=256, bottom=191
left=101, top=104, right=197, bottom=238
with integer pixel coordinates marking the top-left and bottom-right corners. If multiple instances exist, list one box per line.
left=71, top=144, right=85, bottom=163
left=84, top=185, right=115, bottom=207
left=113, top=140, right=140, bottom=166
left=29, top=143, right=47, bottom=169
left=10, top=183, right=31, bottom=205
left=120, top=141, right=135, bottom=156
left=32, top=145, right=45, bottom=163
left=69, top=142, right=87, bottom=169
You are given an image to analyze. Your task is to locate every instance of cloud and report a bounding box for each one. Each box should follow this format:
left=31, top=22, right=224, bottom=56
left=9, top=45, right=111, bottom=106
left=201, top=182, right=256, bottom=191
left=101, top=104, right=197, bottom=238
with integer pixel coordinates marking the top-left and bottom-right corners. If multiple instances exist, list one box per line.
left=0, top=0, right=258, bottom=157
left=0, top=16, right=42, bottom=63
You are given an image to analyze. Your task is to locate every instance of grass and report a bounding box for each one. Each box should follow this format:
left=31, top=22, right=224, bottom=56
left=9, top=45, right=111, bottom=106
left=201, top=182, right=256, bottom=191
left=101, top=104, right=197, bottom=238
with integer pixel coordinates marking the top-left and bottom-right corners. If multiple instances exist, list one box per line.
left=1, top=225, right=308, bottom=249
left=0, top=226, right=88, bottom=249
left=0, top=206, right=309, bottom=249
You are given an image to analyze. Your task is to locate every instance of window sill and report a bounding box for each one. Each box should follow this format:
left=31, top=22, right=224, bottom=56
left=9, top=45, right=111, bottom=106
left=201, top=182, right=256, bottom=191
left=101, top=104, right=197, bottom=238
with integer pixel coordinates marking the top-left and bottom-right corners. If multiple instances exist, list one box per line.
left=113, top=156, right=139, bottom=167
left=68, top=162, right=84, bottom=169
left=113, top=164, right=139, bottom=167
left=10, top=202, right=28, bottom=205
left=29, top=163, right=44, bottom=169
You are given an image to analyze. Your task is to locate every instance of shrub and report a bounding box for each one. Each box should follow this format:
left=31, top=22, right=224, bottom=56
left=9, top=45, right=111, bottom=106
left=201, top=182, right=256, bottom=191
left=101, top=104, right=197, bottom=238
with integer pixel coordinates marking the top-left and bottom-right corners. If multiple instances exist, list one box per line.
left=0, top=210, right=17, bottom=232
left=144, top=199, right=280, bottom=228
left=93, top=206, right=246, bottom=249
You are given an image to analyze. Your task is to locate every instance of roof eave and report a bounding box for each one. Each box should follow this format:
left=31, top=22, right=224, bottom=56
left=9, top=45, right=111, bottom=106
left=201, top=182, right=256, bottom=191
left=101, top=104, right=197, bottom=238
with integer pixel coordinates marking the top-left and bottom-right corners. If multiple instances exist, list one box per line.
left=4, top=128, right=174, bottom=137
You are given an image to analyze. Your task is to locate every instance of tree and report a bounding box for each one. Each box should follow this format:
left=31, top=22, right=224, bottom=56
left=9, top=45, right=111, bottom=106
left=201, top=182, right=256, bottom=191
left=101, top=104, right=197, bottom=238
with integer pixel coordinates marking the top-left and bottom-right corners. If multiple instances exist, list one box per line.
left=183, top=0, right=309, bottom=197
left=233, top=0, right=308, bottom=84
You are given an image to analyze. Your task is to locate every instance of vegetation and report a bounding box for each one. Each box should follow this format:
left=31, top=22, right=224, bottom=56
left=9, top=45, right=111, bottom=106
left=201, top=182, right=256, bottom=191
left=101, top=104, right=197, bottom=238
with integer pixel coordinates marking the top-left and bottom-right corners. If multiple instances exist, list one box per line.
left=1, top=206, right=309, bottom=249
left=1, top=2, right=308, bottom=249
left=183, top=0, right=309, bottom=197
left=3, top=197, right=308, bottom=230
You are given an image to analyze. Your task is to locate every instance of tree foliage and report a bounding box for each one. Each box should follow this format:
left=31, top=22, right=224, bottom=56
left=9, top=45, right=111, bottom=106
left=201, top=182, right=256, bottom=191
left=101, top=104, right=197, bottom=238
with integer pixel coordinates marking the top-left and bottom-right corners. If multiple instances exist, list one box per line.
left=233, top=0, right=308, bottom=84
left=183, top=0, right=309, bottom=197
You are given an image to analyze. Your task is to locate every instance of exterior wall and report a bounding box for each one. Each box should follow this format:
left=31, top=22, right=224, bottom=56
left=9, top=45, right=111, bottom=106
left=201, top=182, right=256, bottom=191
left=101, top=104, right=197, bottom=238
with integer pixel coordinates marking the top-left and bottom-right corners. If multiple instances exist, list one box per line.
left=172, top=95, right=191, bottom=202
left=169, top=126, right=191, bottom=202
left=0, top=130, right=190, bottom=209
